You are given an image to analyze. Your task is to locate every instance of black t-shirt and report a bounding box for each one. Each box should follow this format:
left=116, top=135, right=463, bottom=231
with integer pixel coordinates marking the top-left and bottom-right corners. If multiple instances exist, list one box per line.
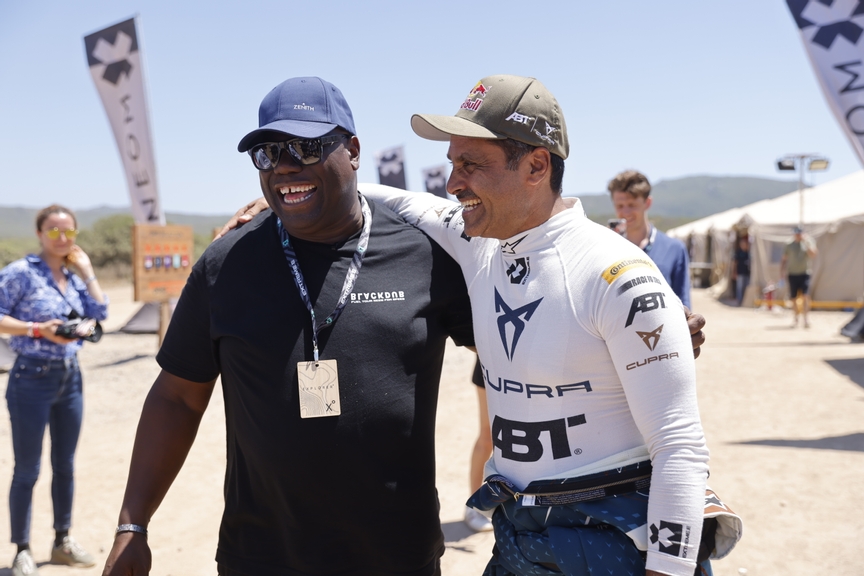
left=157, top=199, right=474, bottom=576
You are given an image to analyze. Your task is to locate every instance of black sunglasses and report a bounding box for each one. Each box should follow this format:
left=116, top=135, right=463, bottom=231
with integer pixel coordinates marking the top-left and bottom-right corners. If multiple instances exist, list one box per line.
left=248, top=134, right=349, bottom=171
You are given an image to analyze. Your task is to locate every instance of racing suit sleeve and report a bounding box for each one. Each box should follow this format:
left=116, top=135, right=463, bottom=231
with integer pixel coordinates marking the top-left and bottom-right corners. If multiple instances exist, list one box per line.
left=591, top=258, right=709, bottom=576
left=359, top=183, right=479, bottom=263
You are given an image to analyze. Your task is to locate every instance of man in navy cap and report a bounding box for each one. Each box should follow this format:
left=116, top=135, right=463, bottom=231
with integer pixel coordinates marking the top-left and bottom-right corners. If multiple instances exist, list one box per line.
left=101, top=77, right=474, bottom=576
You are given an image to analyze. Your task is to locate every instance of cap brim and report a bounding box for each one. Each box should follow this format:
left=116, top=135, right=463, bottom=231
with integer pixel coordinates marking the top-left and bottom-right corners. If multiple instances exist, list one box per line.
left=411, top=114, right=504, bottom=142
left=237, top=119, right=338, bottom=152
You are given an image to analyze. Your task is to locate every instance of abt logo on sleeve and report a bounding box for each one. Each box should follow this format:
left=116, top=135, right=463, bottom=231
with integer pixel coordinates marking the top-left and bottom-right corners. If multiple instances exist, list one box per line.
left=625, top=292, right=666, bottom=327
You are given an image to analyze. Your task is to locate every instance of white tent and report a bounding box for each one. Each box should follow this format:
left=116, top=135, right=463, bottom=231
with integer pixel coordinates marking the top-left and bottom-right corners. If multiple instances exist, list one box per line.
left=668, top=170, right=864, bottom=307
left=741, top=171, right=864, bottom=306
left=667, top=206, right=749, bottom=290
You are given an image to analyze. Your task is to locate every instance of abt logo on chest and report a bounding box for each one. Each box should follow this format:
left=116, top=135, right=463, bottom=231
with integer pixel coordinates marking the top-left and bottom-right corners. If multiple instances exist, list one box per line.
left=486, top=373, right=591, bottom=463
left=493, top=413, right=586, bottom=462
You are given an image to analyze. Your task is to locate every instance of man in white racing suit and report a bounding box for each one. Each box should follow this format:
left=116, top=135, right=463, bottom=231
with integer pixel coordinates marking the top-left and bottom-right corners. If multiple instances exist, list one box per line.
left=362, top=75, right=711, bottom=576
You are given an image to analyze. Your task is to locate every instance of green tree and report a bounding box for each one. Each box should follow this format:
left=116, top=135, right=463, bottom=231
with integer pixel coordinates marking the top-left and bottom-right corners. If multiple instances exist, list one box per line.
left=75, top=214, right=134, bottom=268
left=0, top=238, right=39, bottom=268
left=1, top=214, right=211, bottom=280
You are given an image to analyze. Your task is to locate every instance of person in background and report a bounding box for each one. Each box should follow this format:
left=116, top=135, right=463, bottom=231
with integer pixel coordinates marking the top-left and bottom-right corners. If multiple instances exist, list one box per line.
left=732, top=236, right=751, bottom=307
left=780, top=226, right=817, bottom=328
left=464, top=357, right=493, bottom=532
left=608, top=170, right=692, bottom=308
left=0, top=205, right=107, bottom=576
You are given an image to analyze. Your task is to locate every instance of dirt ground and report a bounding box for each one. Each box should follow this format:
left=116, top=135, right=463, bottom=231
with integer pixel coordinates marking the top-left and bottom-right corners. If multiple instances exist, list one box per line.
left=1, top=284, right=862, bottom=576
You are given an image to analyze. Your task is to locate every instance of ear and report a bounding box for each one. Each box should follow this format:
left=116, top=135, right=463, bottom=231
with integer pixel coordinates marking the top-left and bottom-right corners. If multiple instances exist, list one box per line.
left=644, top=196, right=653, bottom=211
left=347, top=135, right=361, bottom=171
left=525, top=147, right=551, bottom=186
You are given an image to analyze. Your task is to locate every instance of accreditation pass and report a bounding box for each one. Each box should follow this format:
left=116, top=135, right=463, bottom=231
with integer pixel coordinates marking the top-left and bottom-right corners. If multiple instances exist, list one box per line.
left=298, top=359, right=341, bottom=418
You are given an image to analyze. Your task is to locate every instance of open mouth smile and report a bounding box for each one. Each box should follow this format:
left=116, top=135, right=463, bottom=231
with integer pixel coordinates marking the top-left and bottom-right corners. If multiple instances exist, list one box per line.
left=460, top=198, right=481, bottom=212
left=279, top=184, right=316, bottom=205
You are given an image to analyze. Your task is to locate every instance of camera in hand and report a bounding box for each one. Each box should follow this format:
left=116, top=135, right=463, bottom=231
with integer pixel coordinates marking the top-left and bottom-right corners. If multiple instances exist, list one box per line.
left=607, top=218, right=626, bottom=234
left=55, top=310, right=102, bottom=343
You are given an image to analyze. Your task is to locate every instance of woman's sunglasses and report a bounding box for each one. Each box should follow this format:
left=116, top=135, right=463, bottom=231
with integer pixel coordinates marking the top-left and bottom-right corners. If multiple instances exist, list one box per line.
left=248, top=134, right=348, bottom=171
left=43, top=228, right=78, bottom=240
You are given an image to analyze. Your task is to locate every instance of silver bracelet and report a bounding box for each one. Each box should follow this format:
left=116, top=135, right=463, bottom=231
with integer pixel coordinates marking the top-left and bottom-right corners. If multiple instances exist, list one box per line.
left=26, top=322, right=34, bottom=338
left=115, top=523, right=148, bottom=537
left=83, top=275, right=97, bottom=284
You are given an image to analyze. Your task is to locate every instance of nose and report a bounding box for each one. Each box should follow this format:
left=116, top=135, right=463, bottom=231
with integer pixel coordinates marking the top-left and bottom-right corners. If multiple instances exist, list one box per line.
left=273, top=153, right=303, bottom=175
left=446, top=170, right=463, bottom=196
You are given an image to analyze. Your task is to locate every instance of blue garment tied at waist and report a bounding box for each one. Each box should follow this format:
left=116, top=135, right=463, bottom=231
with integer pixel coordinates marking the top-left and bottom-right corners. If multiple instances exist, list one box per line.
left=467, top=462, right=713, bottom=576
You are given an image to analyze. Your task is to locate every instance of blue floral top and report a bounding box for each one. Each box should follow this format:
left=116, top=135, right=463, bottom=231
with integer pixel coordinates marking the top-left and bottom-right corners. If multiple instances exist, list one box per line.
left=0, top=255, right=109, bottom=359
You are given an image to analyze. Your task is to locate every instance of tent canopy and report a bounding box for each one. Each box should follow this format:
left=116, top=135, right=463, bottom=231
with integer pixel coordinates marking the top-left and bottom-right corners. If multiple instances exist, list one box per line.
left=667, top=170, right=864, bottom=305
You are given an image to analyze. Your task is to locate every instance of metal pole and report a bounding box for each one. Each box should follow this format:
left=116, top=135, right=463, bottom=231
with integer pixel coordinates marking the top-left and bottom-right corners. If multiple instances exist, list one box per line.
left=798, top=155, right=805, bottom=228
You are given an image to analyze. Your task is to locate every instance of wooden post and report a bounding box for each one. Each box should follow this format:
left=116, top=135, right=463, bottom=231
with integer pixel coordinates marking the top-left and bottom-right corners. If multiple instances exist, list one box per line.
left=131, top=224, right=193, bottom=350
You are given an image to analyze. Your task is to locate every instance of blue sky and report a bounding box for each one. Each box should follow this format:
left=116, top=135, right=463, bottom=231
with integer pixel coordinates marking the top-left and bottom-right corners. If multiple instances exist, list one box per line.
left=0, top=1, right=859, bottom=215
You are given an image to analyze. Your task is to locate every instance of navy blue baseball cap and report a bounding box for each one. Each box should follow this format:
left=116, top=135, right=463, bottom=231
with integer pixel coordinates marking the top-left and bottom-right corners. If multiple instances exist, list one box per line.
left=237, top=77, right=356, bottom=152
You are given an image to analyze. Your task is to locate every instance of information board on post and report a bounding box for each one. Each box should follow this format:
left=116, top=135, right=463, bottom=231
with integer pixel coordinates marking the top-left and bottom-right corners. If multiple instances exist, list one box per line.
left=132, top=224, right=194, bottom=302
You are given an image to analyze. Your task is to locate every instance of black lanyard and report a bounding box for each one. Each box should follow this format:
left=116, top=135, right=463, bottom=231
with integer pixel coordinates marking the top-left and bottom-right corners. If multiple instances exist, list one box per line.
left=276, top=194, right=372, bottom=362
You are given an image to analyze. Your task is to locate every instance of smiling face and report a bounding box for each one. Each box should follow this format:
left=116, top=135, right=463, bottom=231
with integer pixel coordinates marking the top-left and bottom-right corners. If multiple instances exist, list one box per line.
left=258, top=131, right=362, bottom=243
left=37, top=212, right=77, bottom=259
left=446, top=136, right=552, bottom=240
left=611, top=191, right=651, bottom=231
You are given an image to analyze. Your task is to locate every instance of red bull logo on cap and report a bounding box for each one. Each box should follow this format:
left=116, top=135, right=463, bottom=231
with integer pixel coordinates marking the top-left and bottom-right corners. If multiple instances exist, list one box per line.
left=470, top=82, right=487, bottom=96
left=460, top=81, right=487, bottom=112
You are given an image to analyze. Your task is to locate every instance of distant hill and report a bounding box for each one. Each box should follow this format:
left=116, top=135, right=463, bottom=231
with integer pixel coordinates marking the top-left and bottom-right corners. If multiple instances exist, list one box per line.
left=0, top=206, right=233, bottom=239
left=0, top=175, right=799, bottom=238
left=573, top=175, right=800, bottom=230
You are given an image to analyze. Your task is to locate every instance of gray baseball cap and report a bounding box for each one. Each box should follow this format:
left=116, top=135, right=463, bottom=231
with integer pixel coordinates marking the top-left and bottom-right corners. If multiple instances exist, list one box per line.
left=411, top=74, right=569, bottom=159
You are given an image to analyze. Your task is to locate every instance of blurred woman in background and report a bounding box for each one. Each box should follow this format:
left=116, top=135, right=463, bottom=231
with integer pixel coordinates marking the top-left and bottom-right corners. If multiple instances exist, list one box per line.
left=0, top=205, right=107, bottom=576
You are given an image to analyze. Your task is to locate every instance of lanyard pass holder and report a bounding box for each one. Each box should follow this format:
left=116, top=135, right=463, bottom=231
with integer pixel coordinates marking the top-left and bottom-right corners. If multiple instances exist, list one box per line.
left=280, top=194, right=372, bottom=419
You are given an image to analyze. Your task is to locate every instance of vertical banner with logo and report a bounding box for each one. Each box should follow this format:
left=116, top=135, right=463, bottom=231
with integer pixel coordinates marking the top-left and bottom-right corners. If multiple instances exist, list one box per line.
left=422, top=165, right=449, bottom=198
left=84, top=17, right=165, bottom=224
left=375, top=146, right=407, bottom=189
left=786, top=1, right=864, bottom=166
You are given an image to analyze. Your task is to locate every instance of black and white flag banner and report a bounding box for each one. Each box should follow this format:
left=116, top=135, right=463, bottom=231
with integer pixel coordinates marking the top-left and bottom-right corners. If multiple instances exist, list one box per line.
left=375, top=146, right=407, bottom=190
left=422, top=165, right=449, bottom=199
left=787, top=0, right=864, bottom=166
left=84, top=17, right=164, bottom=224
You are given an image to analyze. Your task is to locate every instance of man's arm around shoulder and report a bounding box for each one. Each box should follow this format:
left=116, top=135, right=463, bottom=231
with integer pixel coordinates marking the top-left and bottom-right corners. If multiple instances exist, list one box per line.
left=102, top=370, right=216, bottom=575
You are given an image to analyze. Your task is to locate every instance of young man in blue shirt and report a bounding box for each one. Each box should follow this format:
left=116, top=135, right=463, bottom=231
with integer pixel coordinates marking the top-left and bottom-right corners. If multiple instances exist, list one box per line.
left=608, top=170, right=692, bottom=308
